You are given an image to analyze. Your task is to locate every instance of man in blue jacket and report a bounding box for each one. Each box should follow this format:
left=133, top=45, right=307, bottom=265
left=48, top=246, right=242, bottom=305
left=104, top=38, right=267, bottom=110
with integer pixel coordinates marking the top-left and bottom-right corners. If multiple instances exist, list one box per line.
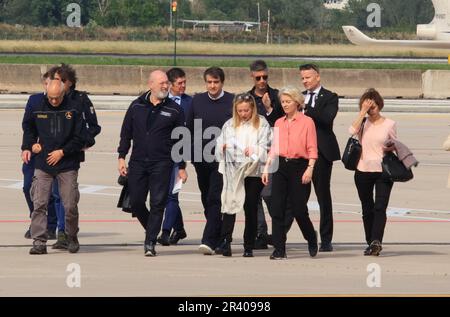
left=157, top=67, right=192, bottom=246
left=22, top=72, right=61, bottom=240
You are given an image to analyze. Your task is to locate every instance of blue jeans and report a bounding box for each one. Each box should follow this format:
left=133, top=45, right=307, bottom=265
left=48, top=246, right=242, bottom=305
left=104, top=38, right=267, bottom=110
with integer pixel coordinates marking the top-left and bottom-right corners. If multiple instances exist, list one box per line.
left=162, top=166, right=184, bottom=233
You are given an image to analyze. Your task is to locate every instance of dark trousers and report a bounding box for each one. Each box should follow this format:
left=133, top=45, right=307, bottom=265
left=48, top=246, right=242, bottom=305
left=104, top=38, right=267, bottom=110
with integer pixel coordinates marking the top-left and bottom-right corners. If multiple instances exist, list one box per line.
left=285, top=154, right=334, bottom=243
left=162, top=166, right=184, bottom=233
left=193, top=162, right=223, bottom=249
left=220, top=177, right=264, bottom=250
left=22, top=158, right=59, bottom=232
left=128, top=160, right=173, bottom=245
left=271, top=158, right=316, bottom=254
left=312, top=153, right=334, bottom=244
left=354, top=170, right=393, bottom=245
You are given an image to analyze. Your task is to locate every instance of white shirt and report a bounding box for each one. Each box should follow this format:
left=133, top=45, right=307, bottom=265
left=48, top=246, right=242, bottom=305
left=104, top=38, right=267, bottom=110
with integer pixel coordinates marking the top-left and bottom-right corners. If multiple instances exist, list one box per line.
left=304, top=86, right=322, bottom=109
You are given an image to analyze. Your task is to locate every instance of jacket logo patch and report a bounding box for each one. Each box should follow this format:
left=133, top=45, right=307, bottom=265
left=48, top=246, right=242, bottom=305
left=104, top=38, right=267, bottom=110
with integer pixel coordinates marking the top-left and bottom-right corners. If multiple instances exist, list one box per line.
left=37, top=114, right=48, bottom=119
left=65, top=111, right=73, bottom=120
left=160, top=111, right=172, bottom=117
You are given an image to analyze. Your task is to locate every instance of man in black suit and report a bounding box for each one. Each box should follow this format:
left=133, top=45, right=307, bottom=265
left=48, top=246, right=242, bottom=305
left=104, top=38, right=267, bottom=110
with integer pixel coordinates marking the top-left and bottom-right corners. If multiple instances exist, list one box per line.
left=300, top=63, right=340, bottom=252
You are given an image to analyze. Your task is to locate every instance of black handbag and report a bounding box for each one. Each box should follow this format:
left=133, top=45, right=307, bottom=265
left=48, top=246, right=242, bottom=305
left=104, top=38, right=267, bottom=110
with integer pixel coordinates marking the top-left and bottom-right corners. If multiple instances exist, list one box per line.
left=381, top=152, right=414, bottom=182
left=117, top=175, right=132, bottom=213
left=342, top=118, right=366, bottom=171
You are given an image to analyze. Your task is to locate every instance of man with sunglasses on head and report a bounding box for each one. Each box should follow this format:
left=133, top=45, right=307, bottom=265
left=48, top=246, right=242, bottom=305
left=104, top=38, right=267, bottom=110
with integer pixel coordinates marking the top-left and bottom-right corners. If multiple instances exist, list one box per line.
left=298, top=63, right=341, bottom=252
left=247, top=60, right=284, bottom=250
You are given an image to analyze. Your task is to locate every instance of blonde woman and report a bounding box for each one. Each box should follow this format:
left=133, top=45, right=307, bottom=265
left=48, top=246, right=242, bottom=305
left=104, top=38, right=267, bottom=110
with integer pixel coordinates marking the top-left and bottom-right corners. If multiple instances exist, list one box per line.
left=262, top=86, right=318, bottom=260
left=215, top=93, right=271, bottom=257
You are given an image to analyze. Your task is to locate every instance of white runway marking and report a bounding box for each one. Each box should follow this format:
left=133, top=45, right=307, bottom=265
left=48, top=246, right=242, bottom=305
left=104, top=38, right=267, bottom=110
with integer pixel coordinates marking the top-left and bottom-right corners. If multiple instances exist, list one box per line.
left=1, top=178, right=450, bottom=221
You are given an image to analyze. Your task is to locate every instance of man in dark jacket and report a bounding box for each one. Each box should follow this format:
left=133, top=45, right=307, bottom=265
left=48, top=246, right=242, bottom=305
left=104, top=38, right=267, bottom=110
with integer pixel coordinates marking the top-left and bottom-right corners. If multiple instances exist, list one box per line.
left=22, top=72, right=60, bottom=240
left=247, top=60, right=284, bottom=250
left=117, top=70, right=187, bottom=257
left=300, top=63, right=341, bottom=252
left=186, top=67, right=234, bottom=255
left=157, top=67, right=192, bottom=246
left=48, top=64, right=102, bottom=249
left=21, top=80, right=87, bottom=255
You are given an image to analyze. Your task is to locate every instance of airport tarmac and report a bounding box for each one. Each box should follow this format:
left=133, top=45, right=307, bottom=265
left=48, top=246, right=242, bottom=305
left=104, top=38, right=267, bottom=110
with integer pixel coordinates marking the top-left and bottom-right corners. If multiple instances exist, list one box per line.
left=0, top=109, right=449, bottom=297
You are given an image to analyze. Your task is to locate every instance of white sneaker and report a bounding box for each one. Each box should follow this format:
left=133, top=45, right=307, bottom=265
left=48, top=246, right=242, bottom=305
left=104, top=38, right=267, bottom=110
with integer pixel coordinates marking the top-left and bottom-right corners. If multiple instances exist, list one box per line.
left=198, top=244, right=213, bottom=255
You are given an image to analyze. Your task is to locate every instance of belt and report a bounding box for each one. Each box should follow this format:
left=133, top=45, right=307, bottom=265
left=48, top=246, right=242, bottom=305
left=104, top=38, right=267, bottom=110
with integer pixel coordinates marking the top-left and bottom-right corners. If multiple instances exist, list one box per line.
left=280, top=156, right=305, bottom=163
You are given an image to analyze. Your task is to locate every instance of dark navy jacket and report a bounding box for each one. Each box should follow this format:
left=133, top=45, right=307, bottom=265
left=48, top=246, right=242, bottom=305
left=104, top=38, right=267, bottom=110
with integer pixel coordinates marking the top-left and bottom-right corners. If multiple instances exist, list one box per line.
left=249, top=85, right=283, bottom=127
left=68, top=89, right=101, bottom=148
left=117, top=91, right=186, bottom=168
left=21, top=96, right=87, bottom=174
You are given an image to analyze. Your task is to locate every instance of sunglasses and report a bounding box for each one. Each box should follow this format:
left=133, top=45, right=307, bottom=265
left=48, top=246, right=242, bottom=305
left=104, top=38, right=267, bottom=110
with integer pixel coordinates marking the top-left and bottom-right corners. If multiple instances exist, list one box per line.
left=255, top=75, right=268, bottom=81
left=235, top=93, right=254, bottom=103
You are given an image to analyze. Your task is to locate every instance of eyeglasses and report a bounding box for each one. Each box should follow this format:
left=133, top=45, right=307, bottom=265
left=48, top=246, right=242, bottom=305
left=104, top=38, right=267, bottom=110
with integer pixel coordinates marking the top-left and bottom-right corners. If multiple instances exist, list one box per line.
left=255, top=75, right=268, bottom=81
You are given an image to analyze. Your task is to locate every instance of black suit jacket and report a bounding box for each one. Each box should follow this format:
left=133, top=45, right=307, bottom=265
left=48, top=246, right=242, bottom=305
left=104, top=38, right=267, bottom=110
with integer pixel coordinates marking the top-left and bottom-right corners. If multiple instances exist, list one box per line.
left=304, top=87, right=341, bottom=162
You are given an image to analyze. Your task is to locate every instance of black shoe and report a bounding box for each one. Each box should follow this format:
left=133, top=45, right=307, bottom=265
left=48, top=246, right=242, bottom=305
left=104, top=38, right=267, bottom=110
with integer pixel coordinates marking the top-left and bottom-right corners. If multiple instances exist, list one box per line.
left=157, top=230, right=170, bottom=246
left=269, top=250, right=287, bottom=260
left=29, top=244, right=47, bottom=255
left=215, top=240, right=228, bottom=255
left=363, top=246, right=371, bottom=256
left=144, top=242, right=157, bottom=257
left=47, top=230, right=57, bottom=240
left=319, top=242, right=333, bottom=252
left=266, top=234, right=273, bottom=246
left=243, top=249, right=253, bottom=257
left=67, top=235, right=80, bottom=253
left=308, top=231, right=318, bottom=257
left=24, top=228, right=31, bottom=239
left=222, top=242, right=232, bottom=257
left=169, top=229, right=187, bottom=245
left=52, top=232, right=68, bottom=250
left=367, top=240, right=382, bottom=256
left=254, top=234, right=268, bottom=250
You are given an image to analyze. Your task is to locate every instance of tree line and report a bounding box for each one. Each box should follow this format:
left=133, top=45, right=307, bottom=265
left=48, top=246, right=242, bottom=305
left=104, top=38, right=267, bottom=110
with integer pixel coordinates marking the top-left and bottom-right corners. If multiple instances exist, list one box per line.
left=0, top=0, right=435, bottom=32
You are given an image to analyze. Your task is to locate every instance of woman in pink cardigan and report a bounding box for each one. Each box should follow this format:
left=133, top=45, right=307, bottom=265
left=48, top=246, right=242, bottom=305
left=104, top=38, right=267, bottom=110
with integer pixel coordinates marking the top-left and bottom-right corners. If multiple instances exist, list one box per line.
left=349, top=88, right=396, bottom=256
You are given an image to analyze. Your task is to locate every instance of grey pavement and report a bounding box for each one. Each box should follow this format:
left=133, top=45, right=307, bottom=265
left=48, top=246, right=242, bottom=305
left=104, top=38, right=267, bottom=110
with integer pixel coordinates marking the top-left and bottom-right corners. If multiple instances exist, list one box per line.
left=0, top=109, right=449, bottom=296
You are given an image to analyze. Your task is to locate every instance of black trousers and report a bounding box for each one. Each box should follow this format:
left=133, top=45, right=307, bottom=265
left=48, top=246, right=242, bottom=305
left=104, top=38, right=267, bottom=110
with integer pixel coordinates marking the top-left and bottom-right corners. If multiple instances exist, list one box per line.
left=271, top=158, right=316, bottom=254
left=128, top=160, right=173, bottom=245
left=312, top=153, right=334, bottom=244
left=220, top=177, right=264, bottom=250
left=285, top=153, right=333, bottom=243
left=354, top=170, right=393, bottom=245
left=193, top=162, right=223, bottom=249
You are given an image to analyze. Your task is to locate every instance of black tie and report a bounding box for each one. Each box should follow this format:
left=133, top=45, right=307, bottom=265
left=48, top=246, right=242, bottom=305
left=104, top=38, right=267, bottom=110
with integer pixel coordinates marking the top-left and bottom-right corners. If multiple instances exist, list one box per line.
left=306, top=92, right=315, bottom=110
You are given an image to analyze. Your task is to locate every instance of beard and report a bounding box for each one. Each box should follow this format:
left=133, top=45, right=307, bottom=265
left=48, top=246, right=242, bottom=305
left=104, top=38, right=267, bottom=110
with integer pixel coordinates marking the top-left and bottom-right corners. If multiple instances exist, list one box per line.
left=155, top=90, right=169, bottom=99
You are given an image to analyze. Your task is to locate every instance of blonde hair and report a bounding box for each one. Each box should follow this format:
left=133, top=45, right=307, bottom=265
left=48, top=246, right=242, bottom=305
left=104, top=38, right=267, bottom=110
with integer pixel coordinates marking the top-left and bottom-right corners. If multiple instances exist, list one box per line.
left=232, top=93, right=260, bottom=129
left=278, top=86, right=305, bottom=109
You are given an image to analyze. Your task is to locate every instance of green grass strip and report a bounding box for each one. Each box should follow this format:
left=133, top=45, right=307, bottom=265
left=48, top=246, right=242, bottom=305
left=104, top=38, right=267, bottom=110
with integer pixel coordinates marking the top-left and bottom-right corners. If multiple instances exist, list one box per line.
left=0, top=55, right=449, bottom=70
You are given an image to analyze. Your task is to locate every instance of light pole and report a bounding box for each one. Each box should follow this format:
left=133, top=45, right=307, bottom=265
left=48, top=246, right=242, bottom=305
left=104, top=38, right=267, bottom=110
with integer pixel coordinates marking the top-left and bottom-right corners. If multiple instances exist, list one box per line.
left=257, top=2, right=261, bottom=33
left=172, top=1, right=178, bottom=66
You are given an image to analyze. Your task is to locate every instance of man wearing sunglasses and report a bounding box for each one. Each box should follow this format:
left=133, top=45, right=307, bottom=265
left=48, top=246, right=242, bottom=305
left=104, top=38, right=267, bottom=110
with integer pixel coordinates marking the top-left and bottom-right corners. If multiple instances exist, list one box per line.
left=248, top=60, right=284, bottom=250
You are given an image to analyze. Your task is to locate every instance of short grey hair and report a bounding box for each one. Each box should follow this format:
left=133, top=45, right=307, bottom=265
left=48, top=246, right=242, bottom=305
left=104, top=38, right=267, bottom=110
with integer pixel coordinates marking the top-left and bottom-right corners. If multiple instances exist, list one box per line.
left=278, top=86, right=305, bottom=108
